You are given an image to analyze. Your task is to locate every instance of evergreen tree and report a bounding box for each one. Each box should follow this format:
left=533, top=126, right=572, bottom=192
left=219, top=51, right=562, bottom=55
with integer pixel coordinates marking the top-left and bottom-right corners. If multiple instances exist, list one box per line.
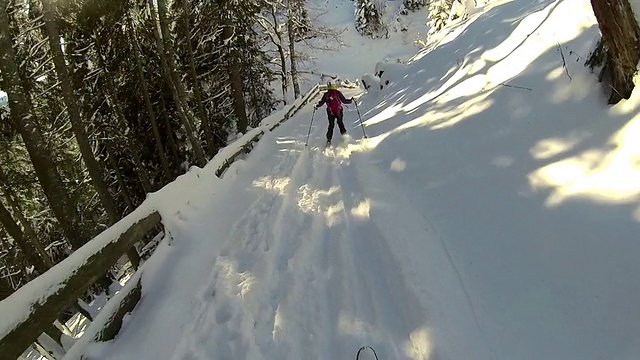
left=428, top=0, right=454, bottom=34
left=403, top=0, right=427, bottom=11
left=355, top=0, right=387, bottom=38
left=288, top=0, right=311, bottom=41
left=0, top=0, right=280, bottom=291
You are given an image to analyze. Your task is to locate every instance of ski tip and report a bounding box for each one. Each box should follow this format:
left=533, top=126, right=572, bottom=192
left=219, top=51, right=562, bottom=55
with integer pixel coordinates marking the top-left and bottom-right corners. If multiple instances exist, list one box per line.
left=356, top=345, right=379, bottom=360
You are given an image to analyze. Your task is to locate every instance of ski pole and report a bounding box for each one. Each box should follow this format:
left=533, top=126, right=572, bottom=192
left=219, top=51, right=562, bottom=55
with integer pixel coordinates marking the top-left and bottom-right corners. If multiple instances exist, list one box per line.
left=305, top=107, right=316, bottom=147
left=354, top=101, right=367, bottom=139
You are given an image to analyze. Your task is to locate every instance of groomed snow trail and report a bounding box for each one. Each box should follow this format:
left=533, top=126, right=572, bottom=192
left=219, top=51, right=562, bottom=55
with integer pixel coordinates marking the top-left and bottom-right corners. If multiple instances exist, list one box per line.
left=168, top=93, right=438, bottom=360
left=94, top=90, right=475, bottom=360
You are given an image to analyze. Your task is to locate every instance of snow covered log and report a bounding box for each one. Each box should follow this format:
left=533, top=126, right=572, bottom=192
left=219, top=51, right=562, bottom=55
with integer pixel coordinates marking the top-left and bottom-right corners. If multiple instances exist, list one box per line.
left=96, top=278, right=142, bottom=342
left=0, top=211, right=161, bottom=360
left=62, top=276, right=144, bottom=360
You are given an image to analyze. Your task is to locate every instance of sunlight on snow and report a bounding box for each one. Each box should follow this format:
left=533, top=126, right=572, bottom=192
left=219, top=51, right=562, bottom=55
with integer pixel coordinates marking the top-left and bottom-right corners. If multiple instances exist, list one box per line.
left=337, top=311, right=375, bottom=335
left=364, top=104, right=403, bottom=126
left=405, top=327, right=433, bottom=360
left=436, top=74, right=489, bottom=103
left=252, top=175, right=291, bottom=196
left=216, top=256, right=257, bottom=299
left=350, top=199, right=371, bottom=220
left=529, top=132, right=588, bottom=160
left=403, top=61, right=473, bottom=113
left=297, top=184, right=340, bottom=214
left=390, top=158, right=407, bottom=172
left=528, top=114, right=640, bottom=207
left=297, top=184, right=345, bottom=227
left=272, top=303, right=286, bottom=341
left=482, top=2, right=554, bottom=63
left=379, top=0, right=595, bottom=136
left=337, top=311, right=433, bottom=359
left=396, top=92, right=494, bottom=132
left=610, top=81, right=640, bottom=115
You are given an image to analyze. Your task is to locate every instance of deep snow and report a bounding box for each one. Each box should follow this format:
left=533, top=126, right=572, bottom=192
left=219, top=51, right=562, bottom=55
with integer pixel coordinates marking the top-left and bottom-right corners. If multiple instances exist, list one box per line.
left=29, top=0, right=640, bottom=358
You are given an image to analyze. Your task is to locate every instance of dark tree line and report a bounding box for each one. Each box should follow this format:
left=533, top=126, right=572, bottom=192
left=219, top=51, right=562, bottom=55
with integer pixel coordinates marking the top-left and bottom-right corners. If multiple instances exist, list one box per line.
left=0, top=0, right=311, bottom=297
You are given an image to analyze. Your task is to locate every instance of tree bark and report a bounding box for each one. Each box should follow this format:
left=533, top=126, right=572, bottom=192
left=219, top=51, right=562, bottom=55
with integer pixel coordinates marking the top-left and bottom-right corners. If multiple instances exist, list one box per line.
left=100, top=67, right=153, bottom=193
left=150, top=0, right=207, bottom=165
left=180, top=0, right=217, bottom=156
left=106, top=145, right=135, bottom=212
left=590, top=0, right=640, bottom=103
left=127, top=16, right=173, bottom=180
left=268, top=4, right=289, bottom=103
left=41, top=0, right=120, bottom=225
left=0, top=0, right=88, bottom=249
left=159, top=95, right=181, bottom=162
left=287, top=0, right=301, bottom=99
left=218, top=1, right=249, bottom=133
left=0, top=200, right=52, bottom=274
left=0, top=168, right=54, bottom=268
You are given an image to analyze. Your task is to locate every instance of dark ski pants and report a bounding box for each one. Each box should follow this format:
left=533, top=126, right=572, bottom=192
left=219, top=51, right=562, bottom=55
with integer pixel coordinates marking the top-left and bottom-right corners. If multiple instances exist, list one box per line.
left=327, top=109, right=346, bottom=141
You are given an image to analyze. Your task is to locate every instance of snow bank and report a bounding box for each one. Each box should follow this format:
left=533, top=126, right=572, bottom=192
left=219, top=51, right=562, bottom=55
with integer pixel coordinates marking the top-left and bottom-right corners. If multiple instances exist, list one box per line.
left=62, top=272, right=143, bottom=360
left=374, top=61, right=409, bottom=90
left=361, top=73, right=381, bottom=92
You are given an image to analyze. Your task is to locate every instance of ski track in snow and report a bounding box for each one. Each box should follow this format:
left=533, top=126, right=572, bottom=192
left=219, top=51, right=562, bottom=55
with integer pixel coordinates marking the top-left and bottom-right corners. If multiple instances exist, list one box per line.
left=163, top=94, right=441, bottom=360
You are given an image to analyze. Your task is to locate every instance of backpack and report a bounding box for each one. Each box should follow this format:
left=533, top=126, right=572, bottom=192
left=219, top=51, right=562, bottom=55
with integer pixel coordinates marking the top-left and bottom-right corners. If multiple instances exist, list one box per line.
left=326, top=90, right=342, bottom=114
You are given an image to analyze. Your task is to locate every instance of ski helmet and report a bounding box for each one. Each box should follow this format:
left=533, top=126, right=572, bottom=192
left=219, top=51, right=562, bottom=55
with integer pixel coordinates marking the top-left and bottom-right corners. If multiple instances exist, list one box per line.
left=327, top=80, right=338, bottom=90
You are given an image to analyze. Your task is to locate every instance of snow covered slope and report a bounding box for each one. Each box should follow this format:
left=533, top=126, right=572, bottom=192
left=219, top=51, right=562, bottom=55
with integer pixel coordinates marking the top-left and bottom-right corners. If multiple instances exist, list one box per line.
left=77, top=0, right=640, bottom=359
left=303, top=0, right=431, bottom=82
left=351, top=0, right=640, bottom=358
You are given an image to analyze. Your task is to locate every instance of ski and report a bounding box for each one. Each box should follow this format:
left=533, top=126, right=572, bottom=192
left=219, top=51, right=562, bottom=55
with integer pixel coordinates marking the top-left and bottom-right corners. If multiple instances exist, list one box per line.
left=356, top=346, right=379, bottom=360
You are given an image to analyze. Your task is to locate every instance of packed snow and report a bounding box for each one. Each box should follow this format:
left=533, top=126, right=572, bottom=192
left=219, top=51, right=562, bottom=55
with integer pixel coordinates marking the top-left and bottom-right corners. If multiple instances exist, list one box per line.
left=13, top=0, right=640, bottom=358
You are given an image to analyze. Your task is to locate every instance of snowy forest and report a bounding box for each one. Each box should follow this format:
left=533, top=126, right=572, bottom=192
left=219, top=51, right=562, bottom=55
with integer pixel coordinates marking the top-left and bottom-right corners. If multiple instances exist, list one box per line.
left=0, top=0, right=464, bottom=306
left=3, top=0, right=640, bottom=358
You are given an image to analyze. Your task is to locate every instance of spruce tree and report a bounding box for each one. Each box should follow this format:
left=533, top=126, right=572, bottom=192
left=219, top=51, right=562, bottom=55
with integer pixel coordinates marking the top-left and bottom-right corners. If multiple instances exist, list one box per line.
left=355, top=0, right=386, bottom=38
left=403, top=0, right=427, bottom=11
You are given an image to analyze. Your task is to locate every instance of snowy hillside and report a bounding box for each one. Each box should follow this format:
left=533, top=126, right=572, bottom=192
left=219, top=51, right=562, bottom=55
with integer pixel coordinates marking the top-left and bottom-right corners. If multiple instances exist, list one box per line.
left=302, top=0, right=431, bottom=84
left=70, top=0, right=640, bottom=359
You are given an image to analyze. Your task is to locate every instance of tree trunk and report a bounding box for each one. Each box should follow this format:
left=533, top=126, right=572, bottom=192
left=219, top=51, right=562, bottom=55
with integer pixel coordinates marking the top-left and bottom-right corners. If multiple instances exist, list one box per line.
left=269, top=4, right=289, bottom=103
left=180, top=0, right=217, bottom=156
left=590, top=0, right=640, bottom=103
left=150, top=0, right=207, bottom=166
left=0, top=201, right=52, bottom=274
left=106, top=145, right=135, bottom=212
left=41, top=0, right=120, bottom=225
left=101, top=72, right=153, bottom=193
left=127, top=19, right=173, bottom=181
left=287, top=0, right=301, bottom=99
left=0, top=0, right=88, bottom=250
left=159, top=95, right=181, bottom=162
left=218, top=2, right=249, bottom=133
left=0, top=168, right=54, bottom=268
left=94, top=36, right=153, bottom=193
left=0, top=278, right=13, bottom=301
left=225, top=29, right=249, bottom=133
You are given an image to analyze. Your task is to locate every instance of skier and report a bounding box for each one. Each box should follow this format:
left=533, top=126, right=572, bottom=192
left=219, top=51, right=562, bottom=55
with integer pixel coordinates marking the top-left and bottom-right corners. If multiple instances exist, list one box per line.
left=315, top=80, right=354, bottom=144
